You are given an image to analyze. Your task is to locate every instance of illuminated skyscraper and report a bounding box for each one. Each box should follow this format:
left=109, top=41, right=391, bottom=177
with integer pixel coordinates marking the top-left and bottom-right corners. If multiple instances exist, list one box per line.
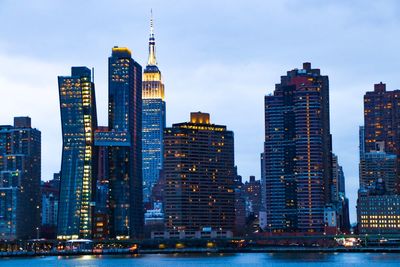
left=363, top=82, right=400, bottom=192
left=94, top=47, right=143, bottom=238
left=263, top=63, right=333, bottom=233
left=164, top=112, right=235, bottom=236
left=0, top=117, right=41, bottom=240
left=142, top=13, right=166, bottom=204
left=357, top=82, right=400, bottom=233
left=57, top=67, right=97, bottom=239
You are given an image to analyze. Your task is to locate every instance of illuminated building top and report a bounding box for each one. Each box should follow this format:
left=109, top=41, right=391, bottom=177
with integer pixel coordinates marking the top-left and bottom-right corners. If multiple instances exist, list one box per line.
left=170, top=112, right=227, bottom=132
left=112, top=46, right=132, bottom=57
left=143, top=10, right=164, bottom=100
left=190, top=112, right=210, bottom=124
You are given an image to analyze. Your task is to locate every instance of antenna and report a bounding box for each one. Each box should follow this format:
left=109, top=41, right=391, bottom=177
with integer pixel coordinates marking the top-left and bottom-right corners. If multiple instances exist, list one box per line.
left=150, top=8, right=154, bottom=36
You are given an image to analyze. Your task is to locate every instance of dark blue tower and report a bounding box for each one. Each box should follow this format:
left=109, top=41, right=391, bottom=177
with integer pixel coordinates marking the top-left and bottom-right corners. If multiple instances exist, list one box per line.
left=106, top=47, right=143, bottom=238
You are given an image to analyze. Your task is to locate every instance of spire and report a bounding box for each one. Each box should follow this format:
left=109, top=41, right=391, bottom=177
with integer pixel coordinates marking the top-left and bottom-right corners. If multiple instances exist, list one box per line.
left=147, top=9, right=157, bottom=66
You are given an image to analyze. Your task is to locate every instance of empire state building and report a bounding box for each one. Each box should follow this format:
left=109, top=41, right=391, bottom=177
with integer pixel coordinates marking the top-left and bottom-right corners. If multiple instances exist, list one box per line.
left=142, top=12, right=166, bottom=205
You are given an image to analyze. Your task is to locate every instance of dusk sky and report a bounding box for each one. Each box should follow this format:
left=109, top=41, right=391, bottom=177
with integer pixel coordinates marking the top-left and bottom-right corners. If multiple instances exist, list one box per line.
left=2, top=0, right=400, bottom=222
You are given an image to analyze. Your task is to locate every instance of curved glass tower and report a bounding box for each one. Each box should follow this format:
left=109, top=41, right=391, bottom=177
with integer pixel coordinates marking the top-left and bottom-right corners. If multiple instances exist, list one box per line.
left=57, top=67, right=97, bottom=239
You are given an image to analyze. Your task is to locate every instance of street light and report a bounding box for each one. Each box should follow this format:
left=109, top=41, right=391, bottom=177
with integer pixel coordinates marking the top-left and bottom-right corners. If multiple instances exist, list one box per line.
left=36, top=227, right=40, bottom=239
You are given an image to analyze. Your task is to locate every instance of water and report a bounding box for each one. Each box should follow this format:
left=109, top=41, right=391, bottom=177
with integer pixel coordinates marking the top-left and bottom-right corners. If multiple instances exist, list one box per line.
left=0, top=253, right=399, bottom=266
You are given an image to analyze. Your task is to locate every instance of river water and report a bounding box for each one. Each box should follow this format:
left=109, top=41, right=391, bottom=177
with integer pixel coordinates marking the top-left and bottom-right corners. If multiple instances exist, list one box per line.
left=0, top=253, right=399, bottom=266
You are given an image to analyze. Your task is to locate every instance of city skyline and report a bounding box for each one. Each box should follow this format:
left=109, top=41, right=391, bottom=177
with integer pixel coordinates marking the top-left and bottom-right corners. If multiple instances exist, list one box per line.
left=2, top=1, right=400, bottom=223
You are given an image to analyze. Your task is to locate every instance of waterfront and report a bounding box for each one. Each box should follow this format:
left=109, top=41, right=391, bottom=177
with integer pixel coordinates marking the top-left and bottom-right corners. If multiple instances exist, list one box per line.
left=1, top=253, right=400, bottom=266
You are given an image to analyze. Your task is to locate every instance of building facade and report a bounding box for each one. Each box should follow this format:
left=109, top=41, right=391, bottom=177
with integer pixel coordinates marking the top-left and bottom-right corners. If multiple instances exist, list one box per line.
left=357, top=82, right=400, bottom=233
left=92, top=142, right=109, bottom=240
left=363, top=82, right=400, bottom=192
left=41, top=173, right=60, bottom=239
left=142, top=15, right=166, bottom=205
left=263, top=63, right=333, bottom=233
left=95, top=47, right=143, bottom=238
left=360, top=151, right=397, bottom=192
left=57, top=67, right=97, bottom=239
left=243, top=176, right=261, bottom=218
left=358, top=190, right=400, bottom=234
left=164, top=112, right=235, bottom=236
left=0, top=117, right=41, bottom=240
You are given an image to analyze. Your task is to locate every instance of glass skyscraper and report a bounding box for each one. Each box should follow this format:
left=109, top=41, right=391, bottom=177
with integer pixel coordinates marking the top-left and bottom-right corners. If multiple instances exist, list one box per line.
left=0, top=117, right=41, bottom=240
left=98, top=46, right=143, bottom=238
left=142, top=14, right=166, bottom=204
left=263, top=63, right=333, bottom=233
left=57, top=67, right=97, bottom=239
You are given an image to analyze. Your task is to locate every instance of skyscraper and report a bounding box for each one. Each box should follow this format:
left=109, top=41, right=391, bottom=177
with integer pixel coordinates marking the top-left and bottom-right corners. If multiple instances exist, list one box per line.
left=142, top=13, right=166, bottom=205
left=163, top=112, right=235, bottom=237
left=57, top=67, right=97, bottom=239
left=0, top=117, right=41, bottom=240
left=363, top=82, right=400, bottom=192
left=263, top=62, right=333, bottom=233
left=98, top=46, right=143, bottom=238
left=357, top=82, right=400, bottom=234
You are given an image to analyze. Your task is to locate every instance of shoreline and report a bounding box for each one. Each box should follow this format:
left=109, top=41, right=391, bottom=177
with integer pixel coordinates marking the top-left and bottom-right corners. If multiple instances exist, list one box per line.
left=1, top=246, right=400, bottom=258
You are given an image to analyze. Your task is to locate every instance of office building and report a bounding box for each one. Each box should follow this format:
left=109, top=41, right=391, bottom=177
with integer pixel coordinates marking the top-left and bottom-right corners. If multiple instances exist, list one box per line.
left=163, top=112, right=235, bottom=237
left=94, top=47, right=143, bottom=238
left=358, top=190, right=400, bottom=234
left=357, top=82, right=400, bottom=234
left=363, top=82, right=400, bottom=192
left=0, top=117, right=41, bottom=240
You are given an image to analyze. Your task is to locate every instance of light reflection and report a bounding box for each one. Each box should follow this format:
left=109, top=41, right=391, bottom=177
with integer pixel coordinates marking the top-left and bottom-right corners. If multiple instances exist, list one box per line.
left=80, top=255, right=94, bottom=260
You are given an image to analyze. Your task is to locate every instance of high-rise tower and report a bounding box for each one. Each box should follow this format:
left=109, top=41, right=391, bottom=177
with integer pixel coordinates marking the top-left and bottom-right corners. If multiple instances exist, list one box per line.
left=0, top=117, right=41, bottom=240
left=164, top=112, right=235, bottom=237
left=263, top=63, right=333, bottom=233
left=362, top=82, right=400, bottom=192
left=57, top=67, right=97, bottom=239
left=101, top=47, right=143, bottom=238
left=357, top=83, right=400, bottom=234
left=142, top=12, right=166, bottom=205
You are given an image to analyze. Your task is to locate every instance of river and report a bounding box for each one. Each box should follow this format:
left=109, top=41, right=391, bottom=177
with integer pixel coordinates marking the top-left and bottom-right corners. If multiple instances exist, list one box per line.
left=0, top=252, right=399, bottom=266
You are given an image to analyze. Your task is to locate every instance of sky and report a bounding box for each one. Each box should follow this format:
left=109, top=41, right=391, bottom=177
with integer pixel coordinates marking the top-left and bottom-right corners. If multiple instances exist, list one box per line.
left=1, top=0, right=400, bottom=222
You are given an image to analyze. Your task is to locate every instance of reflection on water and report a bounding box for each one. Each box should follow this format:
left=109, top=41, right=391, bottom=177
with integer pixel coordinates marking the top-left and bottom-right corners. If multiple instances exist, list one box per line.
left=1, top=253, right=400, bottom=267
left=268, top=252, right=334, bottom=262
left=80, top=255, right=95, bottom=260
